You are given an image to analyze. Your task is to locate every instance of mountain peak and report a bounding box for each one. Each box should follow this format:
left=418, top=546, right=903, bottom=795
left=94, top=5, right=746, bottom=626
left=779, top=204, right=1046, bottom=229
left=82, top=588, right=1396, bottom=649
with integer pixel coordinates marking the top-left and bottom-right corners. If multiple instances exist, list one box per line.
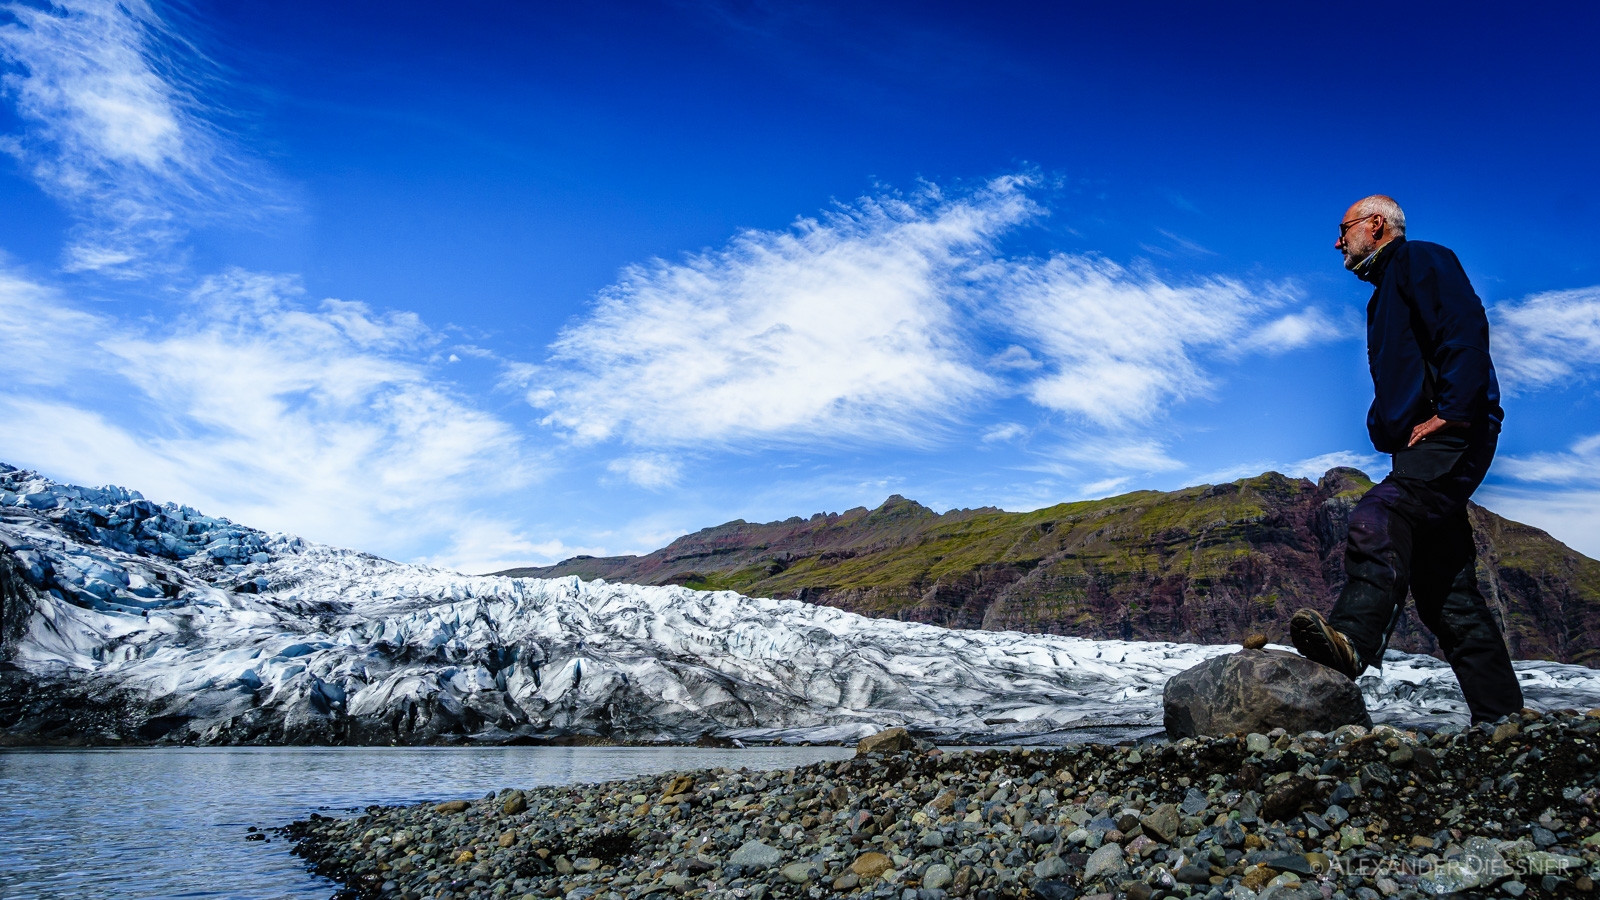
left=867, top=494, right=936, bottom=520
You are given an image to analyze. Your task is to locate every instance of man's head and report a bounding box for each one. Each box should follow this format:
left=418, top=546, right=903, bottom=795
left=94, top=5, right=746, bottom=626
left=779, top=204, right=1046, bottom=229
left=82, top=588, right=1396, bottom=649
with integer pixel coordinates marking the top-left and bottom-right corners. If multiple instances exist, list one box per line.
left=1336, top=194, right=1406, bottom=271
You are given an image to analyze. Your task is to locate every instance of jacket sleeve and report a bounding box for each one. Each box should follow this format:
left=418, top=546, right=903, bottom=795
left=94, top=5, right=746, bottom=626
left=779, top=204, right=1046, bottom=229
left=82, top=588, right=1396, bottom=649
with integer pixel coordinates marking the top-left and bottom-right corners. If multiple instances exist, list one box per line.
left=1403, top=243, right=1495, bottom=423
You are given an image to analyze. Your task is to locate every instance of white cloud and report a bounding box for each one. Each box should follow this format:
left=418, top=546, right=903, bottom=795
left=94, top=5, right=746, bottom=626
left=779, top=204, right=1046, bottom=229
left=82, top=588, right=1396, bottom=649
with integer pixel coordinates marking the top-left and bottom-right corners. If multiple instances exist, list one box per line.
left=1497, top=434, right=1600, bottom=486
left=1475, top=435, right=1600, bottom=559
left=1079, top=476, right=1132, bottom=496
left=981, top=422, right=1027, bottom=443
left=606, top=454, right=682, bottom=489
left=532, top=178, right=1335, bottom=456
left=1282, top=450, right=1385, bottom=480
left=529, top=178, right=1036, bottom=448
left=1157, top=230, right=1213, bottom=255
left=0, top=268, right=532, bottom=565
left=987, top=344, right=1042, bottom=371
left=1493, top=286, right=1600, bottom=391
left=0, top=0, right=277, bottom=274
left=0, top=268, right=100, bottom=384
left=1236, top=307, right=1349, bottom=356
left=1059, top=437, right=1186, bottom=473
left=416, top=520, right=611, bottom=576
left=998, top=255, right=1285, bottom=427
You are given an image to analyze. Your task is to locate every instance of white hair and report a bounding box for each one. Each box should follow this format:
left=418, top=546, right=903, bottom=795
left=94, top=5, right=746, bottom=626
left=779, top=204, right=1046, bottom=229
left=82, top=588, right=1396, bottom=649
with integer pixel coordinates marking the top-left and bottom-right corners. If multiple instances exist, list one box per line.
left=1353, top=194, right=1406, bottom=234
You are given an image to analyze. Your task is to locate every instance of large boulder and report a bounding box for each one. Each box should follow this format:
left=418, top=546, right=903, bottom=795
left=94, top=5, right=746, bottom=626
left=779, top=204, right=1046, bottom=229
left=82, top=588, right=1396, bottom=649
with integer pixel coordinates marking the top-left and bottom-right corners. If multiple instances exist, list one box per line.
left=1163, top=649, right=1370, bottom=737
left=855, top=726, right=914, bottom=756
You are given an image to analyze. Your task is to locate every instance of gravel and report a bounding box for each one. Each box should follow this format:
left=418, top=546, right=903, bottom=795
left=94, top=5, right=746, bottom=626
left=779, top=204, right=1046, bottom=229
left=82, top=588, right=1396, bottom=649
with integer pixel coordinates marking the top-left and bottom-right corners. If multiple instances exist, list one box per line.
left=285, top=708, right=1600, bottom=900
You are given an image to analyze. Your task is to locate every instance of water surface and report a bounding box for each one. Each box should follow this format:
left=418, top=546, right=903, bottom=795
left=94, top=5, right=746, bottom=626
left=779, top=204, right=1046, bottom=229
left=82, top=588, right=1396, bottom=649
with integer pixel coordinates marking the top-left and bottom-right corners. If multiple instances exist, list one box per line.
left=0, top=745, right=854, bottom=900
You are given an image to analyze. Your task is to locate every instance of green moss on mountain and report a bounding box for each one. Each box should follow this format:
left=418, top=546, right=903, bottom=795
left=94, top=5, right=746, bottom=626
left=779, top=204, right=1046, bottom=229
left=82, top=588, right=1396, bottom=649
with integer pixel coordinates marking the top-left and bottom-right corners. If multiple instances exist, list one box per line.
left=499, top=467, right=1600, bottom=667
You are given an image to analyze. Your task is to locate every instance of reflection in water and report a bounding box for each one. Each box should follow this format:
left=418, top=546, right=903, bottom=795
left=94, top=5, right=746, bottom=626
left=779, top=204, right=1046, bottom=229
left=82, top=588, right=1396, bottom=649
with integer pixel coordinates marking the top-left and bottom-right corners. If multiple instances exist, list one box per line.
left=0, top=745, right=853, bottom=900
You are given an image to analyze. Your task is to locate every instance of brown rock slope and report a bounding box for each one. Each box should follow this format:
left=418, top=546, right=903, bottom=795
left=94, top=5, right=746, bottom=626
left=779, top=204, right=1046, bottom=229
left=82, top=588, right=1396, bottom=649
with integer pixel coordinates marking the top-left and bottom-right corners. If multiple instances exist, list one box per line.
left=498, top=468, right=1600, bottom=666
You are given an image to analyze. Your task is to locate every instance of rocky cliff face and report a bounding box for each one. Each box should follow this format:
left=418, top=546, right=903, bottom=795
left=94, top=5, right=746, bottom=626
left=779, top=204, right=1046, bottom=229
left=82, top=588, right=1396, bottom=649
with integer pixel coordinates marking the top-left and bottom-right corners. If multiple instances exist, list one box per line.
left=502, top=468, right=1600, bottom=667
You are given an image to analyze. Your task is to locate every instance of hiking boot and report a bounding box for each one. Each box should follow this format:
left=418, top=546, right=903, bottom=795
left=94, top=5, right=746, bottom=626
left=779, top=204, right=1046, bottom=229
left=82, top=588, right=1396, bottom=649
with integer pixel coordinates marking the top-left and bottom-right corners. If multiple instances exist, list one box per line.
left=1290, top=608, right=1364, bottom=679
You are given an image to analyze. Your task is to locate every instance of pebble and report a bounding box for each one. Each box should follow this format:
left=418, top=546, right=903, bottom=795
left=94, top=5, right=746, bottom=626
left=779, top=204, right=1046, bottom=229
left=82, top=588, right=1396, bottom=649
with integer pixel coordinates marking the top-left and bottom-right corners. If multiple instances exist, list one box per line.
left=1082, top=843, right=1126, bottom=880
left=1138, top=803, right=1180, bottom=844
left=851, top=852, right=893, bottom=878
left=729, top=840, right=781, bottom=869
left=923, top=863, right=953, bottom=889
left=283, top=710, right=1600, bottom=900
left=1032, top=855, right=1068, bottom=879
left=778, top=861, right=817, bottom=884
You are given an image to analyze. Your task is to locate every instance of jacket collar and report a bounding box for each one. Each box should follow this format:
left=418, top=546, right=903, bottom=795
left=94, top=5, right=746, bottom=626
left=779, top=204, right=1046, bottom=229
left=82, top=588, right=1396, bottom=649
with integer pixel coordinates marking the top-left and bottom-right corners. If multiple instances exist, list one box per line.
left=1354, top=235, right=1405, bottom=285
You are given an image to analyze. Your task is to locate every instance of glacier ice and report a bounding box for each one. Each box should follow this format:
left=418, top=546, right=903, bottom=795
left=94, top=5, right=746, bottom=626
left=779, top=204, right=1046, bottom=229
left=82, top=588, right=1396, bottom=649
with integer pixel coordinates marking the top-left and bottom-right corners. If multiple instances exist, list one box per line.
left=3, top=462, right=1598, bottom=746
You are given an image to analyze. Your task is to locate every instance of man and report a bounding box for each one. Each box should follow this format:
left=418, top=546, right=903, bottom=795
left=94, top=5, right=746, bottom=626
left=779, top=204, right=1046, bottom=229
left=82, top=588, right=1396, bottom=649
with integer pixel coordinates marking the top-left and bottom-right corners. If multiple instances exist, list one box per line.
left=1289, top=194, right=1523, bottom=723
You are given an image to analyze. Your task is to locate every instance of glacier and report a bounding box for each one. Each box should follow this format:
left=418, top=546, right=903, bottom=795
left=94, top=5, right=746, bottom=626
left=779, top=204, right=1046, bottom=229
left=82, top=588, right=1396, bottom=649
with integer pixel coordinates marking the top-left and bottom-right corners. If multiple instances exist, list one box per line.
left=3, top=462, right=1599, bottom=747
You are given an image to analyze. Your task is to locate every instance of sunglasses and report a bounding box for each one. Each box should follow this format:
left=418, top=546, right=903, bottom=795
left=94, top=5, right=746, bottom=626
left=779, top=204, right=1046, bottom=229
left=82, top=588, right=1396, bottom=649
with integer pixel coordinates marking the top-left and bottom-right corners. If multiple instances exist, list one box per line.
left=1339, top=214, right=1379, bottom=238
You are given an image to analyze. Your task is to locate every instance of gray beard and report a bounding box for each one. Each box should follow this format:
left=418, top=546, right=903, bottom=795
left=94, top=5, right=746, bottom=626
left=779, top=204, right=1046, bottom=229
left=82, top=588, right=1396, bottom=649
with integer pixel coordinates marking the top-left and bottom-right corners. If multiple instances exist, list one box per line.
left=1344, top=246, right=1375, bottom=272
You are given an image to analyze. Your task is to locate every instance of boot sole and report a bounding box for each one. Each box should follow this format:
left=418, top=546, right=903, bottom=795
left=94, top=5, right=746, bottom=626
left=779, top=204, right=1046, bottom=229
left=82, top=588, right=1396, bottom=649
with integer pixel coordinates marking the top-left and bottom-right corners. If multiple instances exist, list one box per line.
left=1290, top=612, right=1360, bottom=680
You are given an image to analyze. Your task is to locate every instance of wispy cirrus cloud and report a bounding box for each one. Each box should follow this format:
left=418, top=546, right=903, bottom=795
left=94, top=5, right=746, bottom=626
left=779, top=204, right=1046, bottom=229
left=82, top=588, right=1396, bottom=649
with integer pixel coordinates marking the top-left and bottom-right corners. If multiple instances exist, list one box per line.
left=606, top=454, right=682, bottom=489
left=1235, top=307, right=1350, bottom=356
left=0, top=0, right=543, bottom=571
left=416, top=520, right=614, bottom=578
left=527, top=177, right=1036, bottom=449
left=981, top=422, right=1028, bottom=444
left=0, top=0, right=280, bottom=275
left=530, top=180, right=1341, bottom=460
left=1079, top=476, right=1133, bottom=496
left=1481, top=433, right=1600, bottom=559
left=1016, top=437, right=1186, bottom=496
left=0, top=267, right=100, bottom=383
left=1493, top=286, right=1600, bottom=392
left=1497, top=434, right=1600, bottom=486
left=998, top=255, right=1288, bottom=427
left=0, top=268, right=533, bottom=566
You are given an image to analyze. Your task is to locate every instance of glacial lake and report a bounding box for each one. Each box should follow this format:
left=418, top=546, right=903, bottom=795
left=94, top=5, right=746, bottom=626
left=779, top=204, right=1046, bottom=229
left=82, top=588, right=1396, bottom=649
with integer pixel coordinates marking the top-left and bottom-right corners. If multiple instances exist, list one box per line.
left=0, top=745, right=855, bottom=900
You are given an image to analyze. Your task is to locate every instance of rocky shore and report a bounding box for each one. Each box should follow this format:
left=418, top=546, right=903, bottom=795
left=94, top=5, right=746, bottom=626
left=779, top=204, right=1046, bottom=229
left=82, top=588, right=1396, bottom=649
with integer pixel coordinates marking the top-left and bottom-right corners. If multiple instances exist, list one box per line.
left=286, top=711, right=1600, bottom=900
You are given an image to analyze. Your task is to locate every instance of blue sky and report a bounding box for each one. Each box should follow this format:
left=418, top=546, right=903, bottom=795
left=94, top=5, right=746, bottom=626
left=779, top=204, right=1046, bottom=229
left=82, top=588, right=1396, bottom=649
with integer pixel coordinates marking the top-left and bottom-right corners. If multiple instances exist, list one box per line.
left=2, top=0, right=1598, bottom=570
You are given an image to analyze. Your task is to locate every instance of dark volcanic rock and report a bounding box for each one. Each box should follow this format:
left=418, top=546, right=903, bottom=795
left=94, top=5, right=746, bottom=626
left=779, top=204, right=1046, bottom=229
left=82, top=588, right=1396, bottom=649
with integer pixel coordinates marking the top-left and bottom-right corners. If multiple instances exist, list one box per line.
left=1162, top=648, right=1371, bottom=737
left=1, top=547, right=42, bottom=654
left=286, top=709, right=1600, bottom=900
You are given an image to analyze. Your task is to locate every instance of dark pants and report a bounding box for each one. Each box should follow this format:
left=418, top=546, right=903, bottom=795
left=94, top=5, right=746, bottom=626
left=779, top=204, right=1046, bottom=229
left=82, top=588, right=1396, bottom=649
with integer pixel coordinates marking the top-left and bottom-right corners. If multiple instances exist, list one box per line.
left=1328, top=430, right=1524, bottom=723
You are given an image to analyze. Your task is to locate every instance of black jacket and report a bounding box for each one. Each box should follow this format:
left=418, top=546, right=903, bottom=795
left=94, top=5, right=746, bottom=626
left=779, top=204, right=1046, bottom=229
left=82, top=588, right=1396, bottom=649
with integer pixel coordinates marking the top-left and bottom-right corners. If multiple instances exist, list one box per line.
left=1357, top=236, right=1503, bottom=454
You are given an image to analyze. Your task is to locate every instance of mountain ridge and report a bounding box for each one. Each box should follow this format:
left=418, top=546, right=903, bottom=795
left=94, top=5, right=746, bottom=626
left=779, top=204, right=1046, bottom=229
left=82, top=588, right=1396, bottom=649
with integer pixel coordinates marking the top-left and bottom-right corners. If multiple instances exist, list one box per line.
left=499, top=468, right=1600, bottom=667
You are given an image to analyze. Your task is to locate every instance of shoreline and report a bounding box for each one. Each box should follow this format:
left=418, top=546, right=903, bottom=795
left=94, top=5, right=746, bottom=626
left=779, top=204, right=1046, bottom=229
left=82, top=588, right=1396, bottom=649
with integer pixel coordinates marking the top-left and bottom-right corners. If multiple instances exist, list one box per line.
left=284, top=711, right=1600, bottom=900
left=0, top=720, right=1169, bottom=751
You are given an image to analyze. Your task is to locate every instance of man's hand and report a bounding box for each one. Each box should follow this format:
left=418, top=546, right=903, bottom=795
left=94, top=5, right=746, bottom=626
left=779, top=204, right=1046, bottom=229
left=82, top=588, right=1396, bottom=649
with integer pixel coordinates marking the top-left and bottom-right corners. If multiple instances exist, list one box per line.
left=1408, top=416, right=1465, bottom=447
